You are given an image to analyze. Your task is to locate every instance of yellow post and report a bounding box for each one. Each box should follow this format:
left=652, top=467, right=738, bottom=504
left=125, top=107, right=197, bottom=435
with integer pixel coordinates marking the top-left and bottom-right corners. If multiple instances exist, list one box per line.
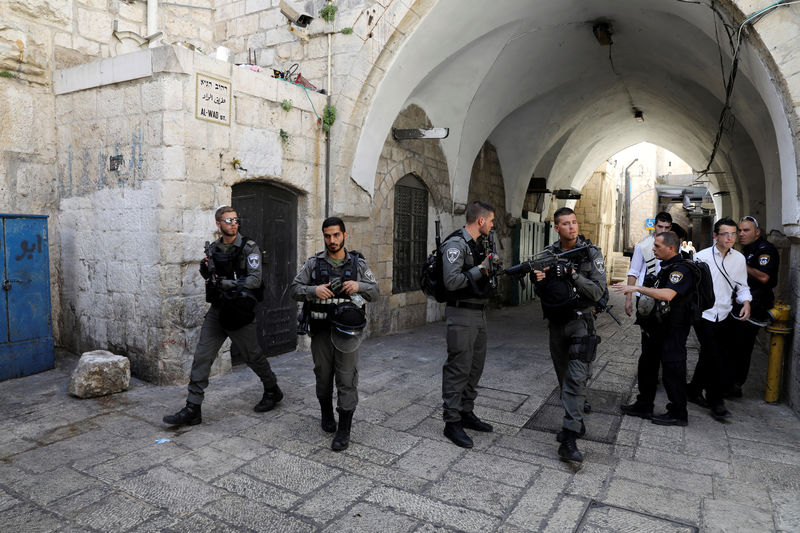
left=765, top=302, right=792, bottom=403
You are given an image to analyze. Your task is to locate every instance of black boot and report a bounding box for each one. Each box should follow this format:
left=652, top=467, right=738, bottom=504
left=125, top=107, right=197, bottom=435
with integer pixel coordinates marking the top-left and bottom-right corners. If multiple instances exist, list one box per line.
left=459, top=411, right=493, bottom=432
left=331, top=408, right=353, bottom=451
left=443, top=422, right=474, bottom=448
left=583, top=400, right=592, bottom=414
left=254, top=384, right=283, bottom=412
left=163, top=402, right=201, bottom=426
left=557, top=429, right=584, bottom=463
left=556, top=421, right=585, bottom=443
left=319, top=398, right=337, bottom=433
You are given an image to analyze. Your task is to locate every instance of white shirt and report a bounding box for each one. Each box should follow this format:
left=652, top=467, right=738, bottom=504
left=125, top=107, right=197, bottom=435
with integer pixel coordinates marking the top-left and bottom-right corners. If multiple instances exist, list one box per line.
left=695, top=244, right=752, bottom=322
left=627, top=235, right=660, bottom=297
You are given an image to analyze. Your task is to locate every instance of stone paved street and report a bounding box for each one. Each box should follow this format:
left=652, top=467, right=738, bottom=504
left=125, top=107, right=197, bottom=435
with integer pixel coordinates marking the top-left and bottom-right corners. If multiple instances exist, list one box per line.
left=1, top=293, right=799, bottom=532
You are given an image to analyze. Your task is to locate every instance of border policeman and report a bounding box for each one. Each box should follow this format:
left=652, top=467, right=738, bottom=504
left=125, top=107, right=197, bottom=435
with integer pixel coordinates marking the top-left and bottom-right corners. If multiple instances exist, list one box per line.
left=532, top=207, right=606, bottom=463
left=440, top=201, right=497, bottom=448
left=614, top=231, right=695, bottom=426
left=730, top=215, right=779, bottom=396
left=290, top=217, right=379, bottom=451
left=163, top=206, right=283, bottom=427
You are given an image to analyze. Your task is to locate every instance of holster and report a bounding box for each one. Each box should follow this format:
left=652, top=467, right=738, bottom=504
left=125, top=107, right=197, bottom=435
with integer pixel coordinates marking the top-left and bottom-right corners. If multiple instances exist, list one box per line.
left=569, top=334, right=601, bottom=363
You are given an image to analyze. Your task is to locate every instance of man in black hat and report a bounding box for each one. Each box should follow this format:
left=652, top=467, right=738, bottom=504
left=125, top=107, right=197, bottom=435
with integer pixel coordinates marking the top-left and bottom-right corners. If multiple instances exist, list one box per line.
left=162, top=205, right=283, bottom=427
left=290, top=217, right=379, bottom=451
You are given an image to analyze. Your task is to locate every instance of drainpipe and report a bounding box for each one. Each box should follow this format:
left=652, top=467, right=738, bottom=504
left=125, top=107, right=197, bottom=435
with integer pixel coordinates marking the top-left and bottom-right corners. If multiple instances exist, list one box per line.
left=325, top=31, right=331, bottom=218
left=147, top=0, right=158, bottom=47
left=623, top=158, right=638, bottom=252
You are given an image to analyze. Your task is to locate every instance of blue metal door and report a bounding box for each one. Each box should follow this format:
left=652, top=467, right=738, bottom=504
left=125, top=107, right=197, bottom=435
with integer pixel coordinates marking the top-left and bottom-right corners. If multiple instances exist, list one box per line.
left=0, top=214, right=54, bottom=380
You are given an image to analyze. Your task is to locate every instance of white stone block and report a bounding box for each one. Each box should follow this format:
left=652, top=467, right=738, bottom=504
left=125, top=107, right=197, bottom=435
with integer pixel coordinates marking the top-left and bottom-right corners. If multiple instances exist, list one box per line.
left=233, top=126, right=281, bottom=177
left=8, top=0, right=72, bottom=27
left=68, top=350, right=131, bottom=398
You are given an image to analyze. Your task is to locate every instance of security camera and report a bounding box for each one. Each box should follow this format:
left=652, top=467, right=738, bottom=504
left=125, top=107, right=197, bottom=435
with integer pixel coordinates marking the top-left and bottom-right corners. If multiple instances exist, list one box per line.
left=280, top=0, right=313, bottom=27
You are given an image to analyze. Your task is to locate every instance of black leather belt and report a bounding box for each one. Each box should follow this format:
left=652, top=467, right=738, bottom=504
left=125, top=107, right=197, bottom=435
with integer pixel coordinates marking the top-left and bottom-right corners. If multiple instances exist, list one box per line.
left=447, top=301, right=485, bottom=311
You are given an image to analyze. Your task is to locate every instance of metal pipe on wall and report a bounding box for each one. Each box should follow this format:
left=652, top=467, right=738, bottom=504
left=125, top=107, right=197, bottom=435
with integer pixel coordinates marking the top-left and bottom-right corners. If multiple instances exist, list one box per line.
left=147, top=0, right=158, bottom=46
left=325, top=32, right=332, bottom=218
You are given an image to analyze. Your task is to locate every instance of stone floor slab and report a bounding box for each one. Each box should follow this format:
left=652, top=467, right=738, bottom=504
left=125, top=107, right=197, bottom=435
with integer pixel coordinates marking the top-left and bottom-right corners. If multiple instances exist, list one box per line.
left=242, top=449, right=339, bottom=494
left=117, top=465, right=225, bottom=514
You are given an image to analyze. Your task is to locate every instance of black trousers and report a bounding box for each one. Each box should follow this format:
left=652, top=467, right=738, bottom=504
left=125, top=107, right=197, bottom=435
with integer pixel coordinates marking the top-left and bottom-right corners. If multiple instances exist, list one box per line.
left=731, top=320, right=761, bottom=387
left=690, top=316, right=735, bottom=404
left=636, top=324, right=690, bottom=419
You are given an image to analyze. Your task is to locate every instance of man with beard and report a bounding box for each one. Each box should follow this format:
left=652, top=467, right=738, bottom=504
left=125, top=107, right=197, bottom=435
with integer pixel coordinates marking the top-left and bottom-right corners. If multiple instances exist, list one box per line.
left=729, top=216, right=779, bottom=396
left=163, top=205, right=283, bottom=427
left=290, top=217, right=379, bottom=451
left=532, top=207, right=606, bottom=463
left=440, top=201, right=497, bottom=449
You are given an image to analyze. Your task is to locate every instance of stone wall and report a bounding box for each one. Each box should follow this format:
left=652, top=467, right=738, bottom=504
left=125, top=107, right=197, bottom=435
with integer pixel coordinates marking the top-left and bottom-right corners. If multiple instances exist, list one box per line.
left=574, top=163, right=617, bottom=277
left=54, top=45, right=326, bottom=383
left=467, top=142, right=512, bottom=305
left=357, top=104, right=452, bottom=334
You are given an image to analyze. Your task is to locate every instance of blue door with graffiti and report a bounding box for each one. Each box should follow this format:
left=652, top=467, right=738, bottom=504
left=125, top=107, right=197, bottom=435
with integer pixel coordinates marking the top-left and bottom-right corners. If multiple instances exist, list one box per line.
left=0, top=214, right=54, bottom=381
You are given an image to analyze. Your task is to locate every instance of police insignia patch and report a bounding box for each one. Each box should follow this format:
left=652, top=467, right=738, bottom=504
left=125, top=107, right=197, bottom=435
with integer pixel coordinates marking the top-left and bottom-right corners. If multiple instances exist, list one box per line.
left=446, top=248, right=460, bottom=264
left=669, top=271, right=684, bottom=284
left=594, top=258, right=605, bottom=273
left=364, top=269, right=376, bottom=283
left=247, top=253, right=260, bottom=269
left=759, top=254, right=770, bottom=266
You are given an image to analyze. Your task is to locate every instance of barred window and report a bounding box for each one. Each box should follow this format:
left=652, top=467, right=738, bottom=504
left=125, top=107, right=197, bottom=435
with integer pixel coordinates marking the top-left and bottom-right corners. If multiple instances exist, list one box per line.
left=393, top=175, right=429, bottom=293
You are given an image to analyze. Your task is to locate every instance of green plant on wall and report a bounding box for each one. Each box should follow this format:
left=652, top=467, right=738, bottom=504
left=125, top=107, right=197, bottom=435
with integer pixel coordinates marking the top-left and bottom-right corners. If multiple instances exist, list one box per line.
left=320, top=2, right=337, bottom=22
left=281, top=99, right=293, bottom=111
left=0, top=71, right=16, bottom=78
left=341, top=27, right=353, bottom=35
left=322, top=105, right=336, bottom=133
left=280, top=129, right=291, bottom=144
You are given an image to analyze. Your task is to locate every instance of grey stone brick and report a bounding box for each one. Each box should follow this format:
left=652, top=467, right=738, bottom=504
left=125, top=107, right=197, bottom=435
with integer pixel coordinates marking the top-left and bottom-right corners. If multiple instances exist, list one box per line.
left=213, top=471, right=300, bottom=511
left=321, top=502, right=419, bottom=533
left=364, top=486, right=500, bottom=533
left=204, top=494, right=315, bottom=532
left=170, top=445, right=246, bottom=482
left=117, top=466, right=225, bottom=513
left=242, top=449, right=339, bottom=494
left=425, top=470, right=525, bottom=517
left=294, top=473, right=375, bottom=523
left=506, top=467, right=571, bottom=528
left=393, top=439, right=465, bottom=481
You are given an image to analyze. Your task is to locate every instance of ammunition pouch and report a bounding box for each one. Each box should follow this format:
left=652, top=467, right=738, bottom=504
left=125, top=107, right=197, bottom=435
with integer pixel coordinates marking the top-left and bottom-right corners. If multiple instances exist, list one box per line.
left=568, top=334, right=601, bottom=363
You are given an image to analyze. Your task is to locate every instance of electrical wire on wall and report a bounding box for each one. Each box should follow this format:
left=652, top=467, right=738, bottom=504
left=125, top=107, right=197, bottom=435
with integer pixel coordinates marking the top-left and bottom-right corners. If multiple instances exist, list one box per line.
left=694, top=0, right=800, bottom=177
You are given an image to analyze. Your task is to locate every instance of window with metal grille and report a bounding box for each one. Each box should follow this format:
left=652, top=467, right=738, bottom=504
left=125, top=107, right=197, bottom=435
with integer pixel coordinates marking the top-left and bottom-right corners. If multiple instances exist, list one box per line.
left=393, top=175, right=428, bottom=293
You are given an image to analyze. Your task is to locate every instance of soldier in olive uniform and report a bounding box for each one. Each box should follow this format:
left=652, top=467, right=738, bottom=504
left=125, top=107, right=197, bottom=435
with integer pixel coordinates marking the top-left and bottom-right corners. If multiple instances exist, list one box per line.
left=290, top=217, right=379, bottom=451
left=441, top=201, right=497, bottom=448
left=163, top=206, right=283, bottom=427
left=532, top=207, right=606, bottom=463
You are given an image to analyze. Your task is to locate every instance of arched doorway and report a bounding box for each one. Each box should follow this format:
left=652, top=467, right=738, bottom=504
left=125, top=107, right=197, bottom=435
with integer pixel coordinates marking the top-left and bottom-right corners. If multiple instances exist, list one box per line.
left=232, top=182, right=297, bottom=357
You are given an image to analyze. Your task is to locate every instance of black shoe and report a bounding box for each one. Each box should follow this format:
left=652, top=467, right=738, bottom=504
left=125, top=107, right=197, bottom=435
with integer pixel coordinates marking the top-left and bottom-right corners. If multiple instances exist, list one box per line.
left=710, top=402, right=731, bottom=421
left=459, top=411, right=493, bottom=432
left=557, top=430, right=583, bottom=463
left=556, top=422, right=585, bottom=443
left=443, top=422, right=473, bottom=448
left=687, top=386, right=709, bottom=408
left=319, top=397, right=336, bottom=433
left=331, top=408, right=353, bottom=451
left=163, top=402, right=201, bottom=426
left=620, top=402, right=653, bottom=419
left=254, top=384, right=283, bottom=412
left=583, top=400, right=592, bottom=414
left=651, top=412, right=688, bottom=426
left=724, top=384, right=743, bottom=399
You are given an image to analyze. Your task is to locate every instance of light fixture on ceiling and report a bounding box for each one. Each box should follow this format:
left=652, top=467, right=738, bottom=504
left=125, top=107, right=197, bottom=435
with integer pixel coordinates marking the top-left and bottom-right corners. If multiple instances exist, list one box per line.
left=633, top=108, right=644, bottom=123
left=592, top=21, right=613, bottom=46
left=392, top=127, right=449, bottom=141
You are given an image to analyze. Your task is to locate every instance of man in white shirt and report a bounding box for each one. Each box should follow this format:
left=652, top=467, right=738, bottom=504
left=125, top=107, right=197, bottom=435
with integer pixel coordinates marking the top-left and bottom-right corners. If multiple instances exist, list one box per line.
left=689, top=217, right=751, bottom=421
left=625, top=212, right=673, bottom=316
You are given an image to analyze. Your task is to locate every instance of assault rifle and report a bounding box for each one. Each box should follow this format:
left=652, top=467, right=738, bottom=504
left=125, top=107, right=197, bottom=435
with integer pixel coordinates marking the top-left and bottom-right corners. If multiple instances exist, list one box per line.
left=203, top=241, right=218, bottom=288
left=501, top=246, right=586, bottom=282
left=487, top=229, right=499, bottom=290
left=502, top=245, right=622, bottom=326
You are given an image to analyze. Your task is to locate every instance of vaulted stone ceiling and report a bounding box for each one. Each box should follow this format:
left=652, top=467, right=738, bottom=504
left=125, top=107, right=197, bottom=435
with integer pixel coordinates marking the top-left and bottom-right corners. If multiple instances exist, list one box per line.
left=351, top=0, right=796, bottom=230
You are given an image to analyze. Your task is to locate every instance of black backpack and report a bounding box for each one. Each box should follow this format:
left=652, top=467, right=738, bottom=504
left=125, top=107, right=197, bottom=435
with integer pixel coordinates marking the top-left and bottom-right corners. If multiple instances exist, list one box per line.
left=420, top=222, right=461, bottom=303
left=679, top=259, right=714, bottom=320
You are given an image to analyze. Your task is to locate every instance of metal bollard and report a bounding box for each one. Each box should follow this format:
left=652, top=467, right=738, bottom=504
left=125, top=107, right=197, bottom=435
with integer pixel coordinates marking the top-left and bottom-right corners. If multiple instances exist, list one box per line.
left=764, top=301, right=792, bottom=403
